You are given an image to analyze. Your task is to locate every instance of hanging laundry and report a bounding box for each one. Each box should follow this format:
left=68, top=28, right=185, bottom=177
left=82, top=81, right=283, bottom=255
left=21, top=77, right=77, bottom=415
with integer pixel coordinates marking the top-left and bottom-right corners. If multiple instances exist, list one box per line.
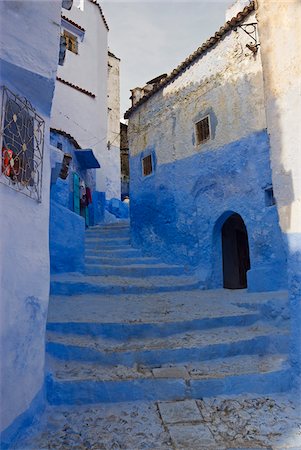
left=80, top=179, right=87, bottom=208
left=86, top=186, right=92, bottom=205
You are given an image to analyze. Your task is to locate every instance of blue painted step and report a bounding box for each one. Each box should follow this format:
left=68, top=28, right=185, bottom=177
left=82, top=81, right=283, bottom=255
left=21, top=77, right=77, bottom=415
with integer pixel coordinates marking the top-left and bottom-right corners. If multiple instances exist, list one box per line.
left=86, top=229, right=130, bottom=239
left=47, top=312, right=261, bottom=340
left=85, top=248, right=143, bottom=258
left=85, top=237, right=131, bottom=249
left=85, top=255, right=163, bottom=266
left=46, top=326, right=289, bottom=367
left=46, top=352, right=292, bottom=405
left=50, top=275, right=203, bottom=296
left=84, top=263, right=188, bottom=277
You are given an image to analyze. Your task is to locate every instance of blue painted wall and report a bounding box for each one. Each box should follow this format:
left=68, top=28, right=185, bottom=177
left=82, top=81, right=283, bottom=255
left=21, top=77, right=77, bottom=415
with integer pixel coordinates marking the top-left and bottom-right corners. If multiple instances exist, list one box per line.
left=49, top=200, right=85, bottom=274
left=0, top=0, right=62, bottom=442
left=130, top=130, right=287, bottom=292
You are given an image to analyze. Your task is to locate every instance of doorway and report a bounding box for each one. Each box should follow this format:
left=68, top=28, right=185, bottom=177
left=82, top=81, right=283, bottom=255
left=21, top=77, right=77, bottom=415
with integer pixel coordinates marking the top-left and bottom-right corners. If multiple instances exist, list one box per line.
left=221, top=213, right=250, bottom=289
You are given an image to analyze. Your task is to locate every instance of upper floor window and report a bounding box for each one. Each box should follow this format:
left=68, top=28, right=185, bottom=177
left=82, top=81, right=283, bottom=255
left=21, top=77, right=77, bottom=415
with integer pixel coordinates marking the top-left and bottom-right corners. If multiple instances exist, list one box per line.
left=195, top=115, right=211, bottom=145
left=64, top=30, right=78, bottom=54
left=142, top=154, right=153, bottom=177
left=0, top=86, right=45, bottom=202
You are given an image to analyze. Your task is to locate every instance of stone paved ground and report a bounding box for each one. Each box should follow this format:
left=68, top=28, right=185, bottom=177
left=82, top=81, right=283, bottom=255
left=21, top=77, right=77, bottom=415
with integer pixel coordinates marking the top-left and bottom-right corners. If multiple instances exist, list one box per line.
left=14, top=393, right=301, bottom=450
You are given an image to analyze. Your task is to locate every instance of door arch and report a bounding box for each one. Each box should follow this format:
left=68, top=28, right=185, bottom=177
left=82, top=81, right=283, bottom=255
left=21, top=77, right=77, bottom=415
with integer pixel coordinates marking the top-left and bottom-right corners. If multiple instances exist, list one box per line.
left=221, top=213, right=250, bottom=289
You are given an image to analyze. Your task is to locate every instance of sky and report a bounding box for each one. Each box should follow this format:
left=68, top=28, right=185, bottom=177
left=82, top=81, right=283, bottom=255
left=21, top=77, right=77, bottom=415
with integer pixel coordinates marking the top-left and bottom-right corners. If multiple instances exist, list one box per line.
left=101, top=0, right=234, bottom=120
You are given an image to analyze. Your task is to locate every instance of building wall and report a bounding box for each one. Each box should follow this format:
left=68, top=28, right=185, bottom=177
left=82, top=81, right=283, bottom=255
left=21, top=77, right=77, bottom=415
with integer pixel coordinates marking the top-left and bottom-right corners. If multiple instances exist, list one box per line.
left=107, top=52, right=121, bottom=199
left=256, top=0, right=301, bottom=376
left=49, top=131, right=93, bottom=274
left=128, top=9, right=287, bottom=291
left=120, top=122, right=129, bottom=199
left=0, top=0, right=61, bottom=442
left=51, top=0, right=109, bottom=193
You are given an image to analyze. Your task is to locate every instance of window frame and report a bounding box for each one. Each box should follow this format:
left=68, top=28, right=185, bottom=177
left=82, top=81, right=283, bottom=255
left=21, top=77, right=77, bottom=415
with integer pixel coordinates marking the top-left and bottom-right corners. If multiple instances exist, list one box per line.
left=63, top=29, right=78, bottom=54
left=195, top=114, right=211, bottom=146
left=142, top=154, right=153, bottom=177
left=0, top=86, right=45, bottom=202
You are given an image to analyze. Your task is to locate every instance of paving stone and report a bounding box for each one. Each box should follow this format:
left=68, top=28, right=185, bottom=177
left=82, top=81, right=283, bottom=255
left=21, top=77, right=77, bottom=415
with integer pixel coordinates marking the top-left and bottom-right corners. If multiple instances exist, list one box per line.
left=158, top=399, right=202, bottom=424
left=168, top=423, right=217, bottom=449
left=152, top=366, right=189, bottom=379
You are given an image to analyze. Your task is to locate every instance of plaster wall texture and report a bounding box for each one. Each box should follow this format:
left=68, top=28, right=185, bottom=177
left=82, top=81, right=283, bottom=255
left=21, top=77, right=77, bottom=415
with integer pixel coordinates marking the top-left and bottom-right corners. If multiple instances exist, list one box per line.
left=0, top=0, right=61, bottom=439
left=128, top=11, right=287, bottom=292
left=129, top=12, right=265, bottom=164
left=106, top=53, right=121, bottom=199
left=51, top=0, right=109, bottom=193
left=49, top=200, right=85, bottom=274
left=256, top=0, right=301, bottom=376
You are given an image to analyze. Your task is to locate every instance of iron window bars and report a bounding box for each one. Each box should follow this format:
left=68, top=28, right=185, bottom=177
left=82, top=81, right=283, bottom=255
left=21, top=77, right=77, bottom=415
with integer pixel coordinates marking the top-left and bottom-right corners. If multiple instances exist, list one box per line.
left=0, top=86, right=45, bottom=202
left=195, top=115, right=210, bottom=145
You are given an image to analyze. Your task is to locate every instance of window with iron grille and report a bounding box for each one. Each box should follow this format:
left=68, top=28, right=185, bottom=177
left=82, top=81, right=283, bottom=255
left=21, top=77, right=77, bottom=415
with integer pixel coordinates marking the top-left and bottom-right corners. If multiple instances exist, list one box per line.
left=0, top=86, right=45, bottom=202
left=195, top=115, right=210, bottom=145
left=142, top=154, right=153, bottom=176
left=63, top=30, right=78, bottom=54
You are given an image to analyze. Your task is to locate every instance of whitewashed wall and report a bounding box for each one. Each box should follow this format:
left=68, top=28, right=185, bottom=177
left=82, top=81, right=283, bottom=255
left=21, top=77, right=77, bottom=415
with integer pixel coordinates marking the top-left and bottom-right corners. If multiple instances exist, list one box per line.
left=51, top=0, right=108, bottom=192
left=106, top=52, right=121, bottom=199
left=128, top=11, right=266, bottom=163
left=0, top=0, right=61, bottom=436
left=256, top=0, right=301, bottom=376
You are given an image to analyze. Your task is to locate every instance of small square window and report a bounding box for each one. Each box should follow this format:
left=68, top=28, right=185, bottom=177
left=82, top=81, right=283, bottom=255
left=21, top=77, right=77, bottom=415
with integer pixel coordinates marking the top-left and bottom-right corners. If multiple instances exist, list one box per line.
left=57, top=142, right=63, bottom=150
left=63, top=30, right=78, bottom=54
left=142, top=154, right=153, bottom=176
left=265, top=186, right=276, bottom=206
left=195, top=116, right=210, bottom=145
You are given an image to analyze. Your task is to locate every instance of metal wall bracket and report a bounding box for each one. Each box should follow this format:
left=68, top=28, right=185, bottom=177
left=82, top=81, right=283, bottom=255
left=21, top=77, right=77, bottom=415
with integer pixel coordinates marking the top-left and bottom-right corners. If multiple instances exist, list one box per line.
left=237, top=23, right=260, bottom=54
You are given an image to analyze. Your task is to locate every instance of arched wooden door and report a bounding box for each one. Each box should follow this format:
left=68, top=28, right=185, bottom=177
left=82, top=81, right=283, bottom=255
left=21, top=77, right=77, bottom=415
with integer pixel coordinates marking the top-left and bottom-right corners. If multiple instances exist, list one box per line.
left=222, top=213, right=250, bottom=289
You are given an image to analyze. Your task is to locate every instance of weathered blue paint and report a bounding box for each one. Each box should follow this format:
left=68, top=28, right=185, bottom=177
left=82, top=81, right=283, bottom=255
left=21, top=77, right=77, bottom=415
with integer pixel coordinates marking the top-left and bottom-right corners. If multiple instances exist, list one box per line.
left=46, top=312, right=261, bottom=340
left=46, top=369, right=292, bottom=405
left=50, top=178, right=70, bottom=209
left=92, top=191, right=106, bottom=224
left=46, top=334, right=289, bottom=367
left=0, top=385, right=45, bottom=450
left=50, top=276, right=202, bottom=296
left=130, top=131, right=287, bottom=292
left=106, top=198, right=129, bottom=219
left=49, top=200, right=85, bottom=273
left=286, top=232, right=301, bottom=386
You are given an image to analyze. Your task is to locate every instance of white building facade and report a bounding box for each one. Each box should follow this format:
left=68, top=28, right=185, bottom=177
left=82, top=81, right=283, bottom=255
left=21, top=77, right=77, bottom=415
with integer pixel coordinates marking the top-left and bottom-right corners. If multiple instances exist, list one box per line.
left=107, top=51, right=121, bottom=200
left=51, top=0, right=120, bottom=201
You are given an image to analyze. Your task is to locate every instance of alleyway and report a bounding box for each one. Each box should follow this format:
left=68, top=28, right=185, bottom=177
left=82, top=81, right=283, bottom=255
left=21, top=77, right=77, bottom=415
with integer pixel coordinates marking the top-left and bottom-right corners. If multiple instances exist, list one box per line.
left=14, top=223, right=301, bottom=449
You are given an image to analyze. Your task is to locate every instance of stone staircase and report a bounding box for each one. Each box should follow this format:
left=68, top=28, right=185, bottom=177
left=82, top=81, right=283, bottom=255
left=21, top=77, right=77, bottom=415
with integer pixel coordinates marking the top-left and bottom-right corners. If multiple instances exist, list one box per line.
left=47, top=222, right=292, bottom=406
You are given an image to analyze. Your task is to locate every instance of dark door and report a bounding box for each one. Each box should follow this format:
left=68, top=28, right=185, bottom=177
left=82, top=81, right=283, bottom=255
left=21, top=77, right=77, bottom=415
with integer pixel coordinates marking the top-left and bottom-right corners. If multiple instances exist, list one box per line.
left=222, top=213, right=250, bottom=289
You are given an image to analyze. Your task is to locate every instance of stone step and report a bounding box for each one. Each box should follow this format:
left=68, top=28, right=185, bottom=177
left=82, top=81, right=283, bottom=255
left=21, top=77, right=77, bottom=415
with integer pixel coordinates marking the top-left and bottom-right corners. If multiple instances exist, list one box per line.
left=50, top=274, right=203, bottom=296
left=84, top=263, right=188, bottom=277
left=85, top=247, right=143, bottom=258
left=85, top=237, right=131, bottom=249
left=86, top=224, right=130, bottom=231
left=85, top=229, right=130, bottom=239
left=47, top=312, right=261, bottom=340
left=85, top=255, right=162, bottom=266
left=46, top=322, right=289, bottom=366
left=47, top=290, right=288, bottom=336
left=46, top=354, right=291, bottom=405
